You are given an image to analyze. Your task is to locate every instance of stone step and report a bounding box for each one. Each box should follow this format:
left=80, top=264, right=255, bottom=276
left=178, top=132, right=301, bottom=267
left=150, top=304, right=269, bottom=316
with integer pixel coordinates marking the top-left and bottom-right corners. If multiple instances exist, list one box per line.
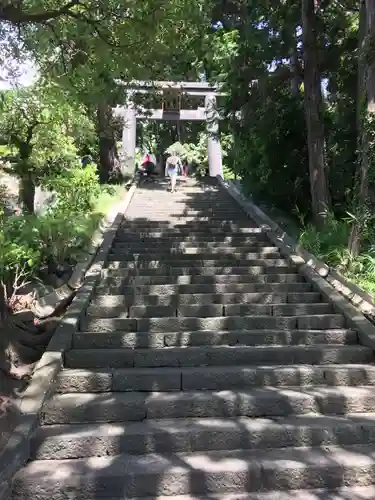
left=12, top=444, right=375, bottom=498
left=56, top=364, right=375, bottom=394
left=40, top=386, right=375, bottom=425
left=103, top=265, right=293, bottom=278
left=95, top=283, right=313, bottom=300
left=109, top=249, right=280, bottom=260
left=118, top=224, right=258, bottom=233
left=113, top=242, right=272, bottom=251
left=64, top=345, right=371, bottom=369
left=114, top=235, right=270, bottom=244
left=116, top=228, right=264, bottom=237
left=106, top=257, right=285, bottom=268
left=85, top=303, right=333, bottom=319
left=80, top=314, right=345, bottom=333
left=72, top=328, right=357, bottom=349
left=96, top=274, right=305, bottom=293
left=115, top=230, right=265, bottom=239
left=15, top=490, right=375, bottom=500
left=90, top=292, right=322, bottom=309
left=30, top=414, right=375, bottom=460
left=100, top=273, right=304, bottom=285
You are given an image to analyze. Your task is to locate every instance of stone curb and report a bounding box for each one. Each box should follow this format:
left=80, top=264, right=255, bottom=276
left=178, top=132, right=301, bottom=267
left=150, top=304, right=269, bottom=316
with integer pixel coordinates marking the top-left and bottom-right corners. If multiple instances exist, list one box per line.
left=32, top=183, right=138, bottom=319
left=218, top=176, right=375, bottom=318
left=0, top=182, right=138, bottom=499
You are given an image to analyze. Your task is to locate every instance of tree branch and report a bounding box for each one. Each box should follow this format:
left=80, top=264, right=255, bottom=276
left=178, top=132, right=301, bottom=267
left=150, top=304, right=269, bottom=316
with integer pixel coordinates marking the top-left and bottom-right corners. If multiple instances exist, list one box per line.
left=0, top=0, right=81, bottom=24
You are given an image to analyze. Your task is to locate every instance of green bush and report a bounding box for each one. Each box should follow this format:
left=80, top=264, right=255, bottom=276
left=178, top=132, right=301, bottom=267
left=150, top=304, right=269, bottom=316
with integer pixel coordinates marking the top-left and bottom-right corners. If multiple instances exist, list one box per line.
left=42, top=163, right=101, bottom=215
left=0, top=211, right=42, bottom=298
left=299, top=215, right=375, bottom=297
left=0, top=161, right=106, bottom=305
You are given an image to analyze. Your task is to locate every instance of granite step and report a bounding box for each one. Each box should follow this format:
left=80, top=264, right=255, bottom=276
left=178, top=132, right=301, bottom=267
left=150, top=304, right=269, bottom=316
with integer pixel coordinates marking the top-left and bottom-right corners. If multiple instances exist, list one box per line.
left=106, top=257, right=285, bottom=268
left=64, top=345, right=371, bottom=369
left=113, top=235, right=270, bottom=244
left=31, top=413, right=375, bottom=460
left=109, top=250, right=280, bottom=260
left=12, top=445, right=375, bottom=498
left=40, top=386, right=375, bottom=425
left=55, top=364, right=375, bottom=394
left=113, top=242, right=272, bottom=251
left=85, top=303, right=333, bottom=319
left=14, top=488, right=375, bottom=500
left=96, top=274, right=305, bottom=293
left=102, top=265, right=294, bottom=277
left=80, top=314, right=346, bottom=333
left=115, top=230, right=265, bottom=239
left=90, top=292, right=322, bottom=308
left=72, top=328, right=357, bottom=349
left=94, top=283, right=313, bottom=297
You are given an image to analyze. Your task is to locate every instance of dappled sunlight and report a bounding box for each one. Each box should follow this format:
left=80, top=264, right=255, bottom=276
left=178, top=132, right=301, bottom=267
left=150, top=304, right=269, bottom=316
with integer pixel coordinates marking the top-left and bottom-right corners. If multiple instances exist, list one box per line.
left=12, top=178, right=375, bottom=498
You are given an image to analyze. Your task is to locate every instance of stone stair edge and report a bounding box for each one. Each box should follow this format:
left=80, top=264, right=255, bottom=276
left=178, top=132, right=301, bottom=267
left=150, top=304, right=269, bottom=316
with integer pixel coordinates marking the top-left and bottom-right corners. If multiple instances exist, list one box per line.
left=29, top=413, right=375, bottom=460
left=218, top=178, right=375, bottom=339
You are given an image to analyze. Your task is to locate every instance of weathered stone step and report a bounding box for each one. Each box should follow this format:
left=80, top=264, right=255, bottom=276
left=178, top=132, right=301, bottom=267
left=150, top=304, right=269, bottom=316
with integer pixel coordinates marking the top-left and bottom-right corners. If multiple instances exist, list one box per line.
left=106, top=257, right=285, bottom=268
left=114, top=235, right=269, bottom=244
left=103, top=265, right=293, bottom=278
left=113, top=242, right=271, bottom=252
left=90, top=292, right=322, bottom=309
left=81, top=314, right=345, bottom=333
left=109, top=249, right=280, bottom=260
left=15, top=488, right=375, bottom=500
left=73, top=328, right=357, bottom=349
left=95, top=283, right=312, bottom=300
left=108, top=282, right=313, bottom=297
left=96, top=274, right=304, bottom=293
left=64, top=345, right=370, bottom=369
left=12, top=444, right=375, bottom=498
left=31, top=413, right=375, bottom=460
left=117, top=228, right=263, bottom=237
left=42, top=386, right=375, bottom=425
left=118, top=223, right=258, bottom=232
left=56, top=364, right=375, bottom=394
left=85, top=303, right=333, bottom=319
left=115, top=230, right=265, bottom=239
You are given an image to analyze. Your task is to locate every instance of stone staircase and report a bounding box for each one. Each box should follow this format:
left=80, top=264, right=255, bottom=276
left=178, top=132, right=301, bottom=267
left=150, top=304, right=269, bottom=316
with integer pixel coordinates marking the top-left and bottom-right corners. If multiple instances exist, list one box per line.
left=12, top=179, right=375, bottom=499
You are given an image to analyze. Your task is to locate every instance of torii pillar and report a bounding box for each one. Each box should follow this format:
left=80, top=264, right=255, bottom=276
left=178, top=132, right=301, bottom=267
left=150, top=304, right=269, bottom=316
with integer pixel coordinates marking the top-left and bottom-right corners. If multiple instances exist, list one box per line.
left=121, top=105, right=137, bottom=176
left=205, top=94, right=223, bottom=178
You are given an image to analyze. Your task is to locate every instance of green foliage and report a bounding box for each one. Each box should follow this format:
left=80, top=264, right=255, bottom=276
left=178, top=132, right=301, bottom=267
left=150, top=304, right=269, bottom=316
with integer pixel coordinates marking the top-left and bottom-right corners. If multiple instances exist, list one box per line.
left=0, top=81, right=96, bottom=205
left=299, top=214, right=375, bottom=297
left=0, top=162, right=113, bottom=302
left=42, top=163, right=101, bottom=214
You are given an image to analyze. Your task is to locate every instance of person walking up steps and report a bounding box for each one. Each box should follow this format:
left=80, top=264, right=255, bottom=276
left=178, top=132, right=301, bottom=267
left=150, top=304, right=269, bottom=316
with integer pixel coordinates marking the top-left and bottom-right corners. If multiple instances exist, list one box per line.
left=165, top=152, right=182, bottom=193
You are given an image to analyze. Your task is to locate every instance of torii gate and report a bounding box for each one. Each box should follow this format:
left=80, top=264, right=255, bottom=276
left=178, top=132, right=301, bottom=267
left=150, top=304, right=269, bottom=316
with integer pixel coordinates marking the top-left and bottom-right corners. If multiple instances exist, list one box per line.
left=113, top=80, right=224, bottom=178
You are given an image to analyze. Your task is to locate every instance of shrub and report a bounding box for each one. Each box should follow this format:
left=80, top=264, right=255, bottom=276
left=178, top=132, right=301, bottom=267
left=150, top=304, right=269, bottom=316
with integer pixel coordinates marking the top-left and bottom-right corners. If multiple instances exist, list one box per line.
left=0, top=211, right=42, bottom=301
left=42, top=163, right=101, bottom=215
left=299, top=214, right=375, bottom=297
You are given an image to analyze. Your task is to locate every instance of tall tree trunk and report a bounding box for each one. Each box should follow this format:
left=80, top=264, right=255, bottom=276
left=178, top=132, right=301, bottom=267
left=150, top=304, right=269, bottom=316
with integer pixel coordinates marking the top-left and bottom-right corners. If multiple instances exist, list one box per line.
left=348, top=0, right=375, bottom=255
left=18, top=167, right=35, bottom=214
left=302, top=0, right=331, bottom=226
left=97, top=103, right=121, bottom=184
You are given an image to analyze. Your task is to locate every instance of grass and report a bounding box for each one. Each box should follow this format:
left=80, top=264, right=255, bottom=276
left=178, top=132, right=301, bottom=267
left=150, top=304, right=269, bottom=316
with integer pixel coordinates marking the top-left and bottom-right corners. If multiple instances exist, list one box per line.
left=93, top=184, right=126, bottom=216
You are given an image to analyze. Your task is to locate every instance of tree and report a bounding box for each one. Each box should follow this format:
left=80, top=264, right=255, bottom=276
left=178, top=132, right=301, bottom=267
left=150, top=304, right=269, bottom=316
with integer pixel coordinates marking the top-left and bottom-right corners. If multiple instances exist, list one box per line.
left=301, top=0, right=331, bottom=226
left=348, top=0, right=375, bottom=255
left=0, top=81, right=94, bottom=212
left=14, top=0, right=211, bottom=181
